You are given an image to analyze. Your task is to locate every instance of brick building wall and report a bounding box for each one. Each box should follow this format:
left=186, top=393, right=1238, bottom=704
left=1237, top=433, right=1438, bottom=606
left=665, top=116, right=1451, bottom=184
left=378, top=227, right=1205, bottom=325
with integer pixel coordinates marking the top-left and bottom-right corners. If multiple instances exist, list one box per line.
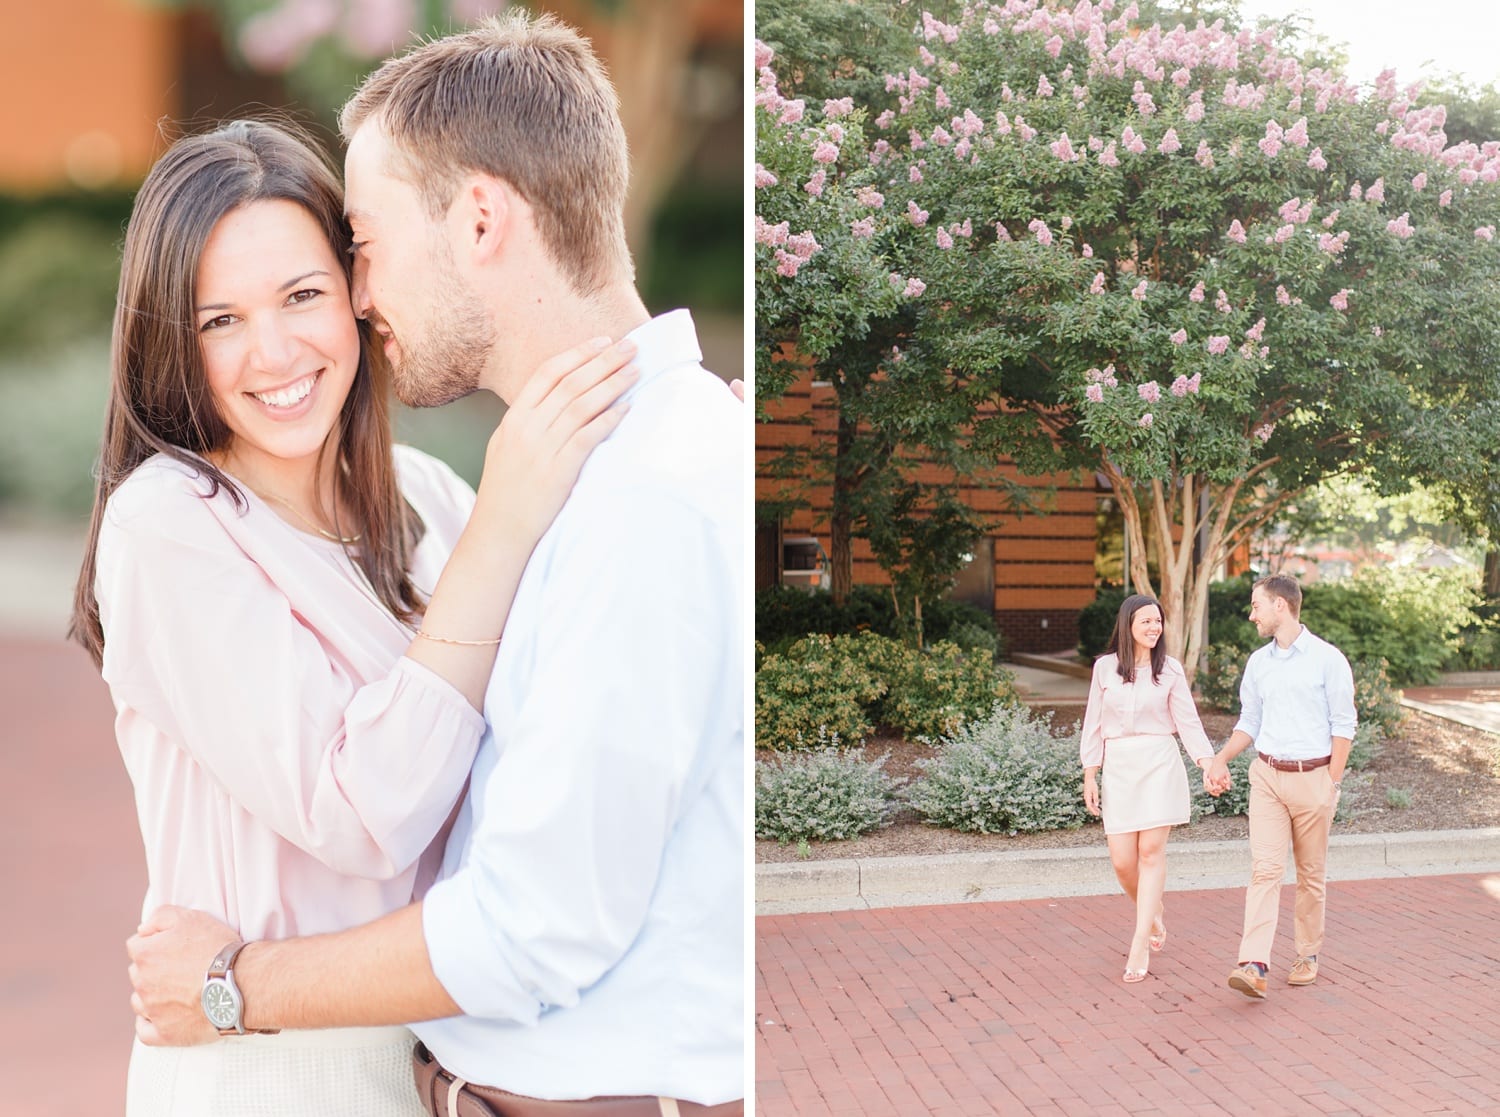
left=756, top=372, right=1101, bottom=654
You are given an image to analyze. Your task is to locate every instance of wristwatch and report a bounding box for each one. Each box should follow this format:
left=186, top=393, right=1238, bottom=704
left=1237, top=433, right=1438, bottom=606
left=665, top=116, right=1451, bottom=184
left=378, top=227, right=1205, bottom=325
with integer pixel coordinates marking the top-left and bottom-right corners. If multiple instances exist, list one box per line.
left=201, top=940, right=276, bottom=1036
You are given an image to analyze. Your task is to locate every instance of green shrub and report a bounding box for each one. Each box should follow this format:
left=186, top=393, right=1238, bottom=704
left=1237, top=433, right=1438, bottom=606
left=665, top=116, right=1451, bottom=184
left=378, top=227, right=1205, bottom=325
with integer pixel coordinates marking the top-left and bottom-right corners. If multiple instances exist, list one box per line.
left=1195, top=644, right=1248, bottom=713
left=1303, top=567, right=1483, bottom=686
left=754, top=585, right=1003, bottom=657
left=852, top=633, right=1018, bottom=742
left=1385, top=787, right=1413, bottom=810
left=1352, top=659, right=1403, bottom=741
left=754, top=634, right=883, bottom=749
left=1345, top=722, right=1385, bottom=772
left=905, top=705, right=1089, bottom=833
left=0, top=213, right=124, bottom=355
left=1207, top=574, right=1259, bottom=655
left=1193, top=750, right=1255, bottom=818
left=1445, top=605, right=1500, bottom=671
left=754, top=741, right=898, bottom=842
left=1077, top=586, right=1125, bottom=659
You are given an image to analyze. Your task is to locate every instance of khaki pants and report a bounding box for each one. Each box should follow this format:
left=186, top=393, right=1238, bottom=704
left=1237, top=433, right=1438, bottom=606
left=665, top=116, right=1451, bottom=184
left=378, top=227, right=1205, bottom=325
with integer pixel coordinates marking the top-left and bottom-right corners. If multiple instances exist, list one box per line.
left=1237, top=756, right=1336, bottom=966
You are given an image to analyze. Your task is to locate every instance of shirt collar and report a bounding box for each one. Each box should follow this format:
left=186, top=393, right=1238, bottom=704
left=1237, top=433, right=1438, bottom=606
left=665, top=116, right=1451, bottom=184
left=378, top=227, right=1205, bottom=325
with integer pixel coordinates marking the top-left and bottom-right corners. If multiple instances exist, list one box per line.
left=620, top=309, right=702, bottom=399
left=1269, top=624, right=1311, bottom=658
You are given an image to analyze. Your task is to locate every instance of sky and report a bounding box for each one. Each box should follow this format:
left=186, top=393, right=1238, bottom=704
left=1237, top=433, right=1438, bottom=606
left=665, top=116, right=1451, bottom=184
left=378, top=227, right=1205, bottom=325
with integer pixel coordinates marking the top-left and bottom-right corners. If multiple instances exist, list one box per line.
left=1238, top=1, right=1500, bottom=89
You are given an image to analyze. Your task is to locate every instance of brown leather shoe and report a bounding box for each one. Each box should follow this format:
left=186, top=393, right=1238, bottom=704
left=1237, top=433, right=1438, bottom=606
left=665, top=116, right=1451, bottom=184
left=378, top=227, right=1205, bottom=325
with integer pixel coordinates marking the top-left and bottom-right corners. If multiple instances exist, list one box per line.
left=1288, top=956, right=1319, bottom=986
left=1228, top=964, right=1268, bottom=999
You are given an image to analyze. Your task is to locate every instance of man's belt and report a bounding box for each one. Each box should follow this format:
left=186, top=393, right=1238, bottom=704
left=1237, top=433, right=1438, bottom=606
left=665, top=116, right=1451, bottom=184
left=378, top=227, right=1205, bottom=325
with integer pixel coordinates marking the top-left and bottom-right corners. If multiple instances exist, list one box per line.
left=413, top=1043, right=744, bottom=1117
left=1258, top=753, right=1331, bottom=772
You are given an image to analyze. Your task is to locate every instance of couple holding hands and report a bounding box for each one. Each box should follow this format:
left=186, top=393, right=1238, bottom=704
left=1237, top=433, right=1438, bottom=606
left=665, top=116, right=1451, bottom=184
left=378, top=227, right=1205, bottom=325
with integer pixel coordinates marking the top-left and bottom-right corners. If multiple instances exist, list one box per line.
left=1081, top=575, right=1358, bottom=995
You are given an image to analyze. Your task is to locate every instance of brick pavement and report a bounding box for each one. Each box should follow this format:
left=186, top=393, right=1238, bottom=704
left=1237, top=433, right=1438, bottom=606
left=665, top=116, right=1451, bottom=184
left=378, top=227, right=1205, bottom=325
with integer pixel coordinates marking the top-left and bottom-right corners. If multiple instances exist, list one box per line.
left=0, top=637, right=142, bottom=1116
left=757, top=875, right=1500, bottom=1116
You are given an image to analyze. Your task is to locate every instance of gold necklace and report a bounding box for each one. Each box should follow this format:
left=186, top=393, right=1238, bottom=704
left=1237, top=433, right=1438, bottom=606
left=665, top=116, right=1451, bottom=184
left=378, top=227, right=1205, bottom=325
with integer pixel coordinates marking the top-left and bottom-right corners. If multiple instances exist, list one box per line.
left=262, top=491, right=363, bottom=544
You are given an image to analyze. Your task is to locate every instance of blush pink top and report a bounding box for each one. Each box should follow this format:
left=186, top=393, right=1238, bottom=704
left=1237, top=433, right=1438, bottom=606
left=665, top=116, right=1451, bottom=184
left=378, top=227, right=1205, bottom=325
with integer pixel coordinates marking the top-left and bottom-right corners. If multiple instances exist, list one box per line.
left=1079, top=653, right=1214, bottom=769
left=95, top=446, right=485, bottom=940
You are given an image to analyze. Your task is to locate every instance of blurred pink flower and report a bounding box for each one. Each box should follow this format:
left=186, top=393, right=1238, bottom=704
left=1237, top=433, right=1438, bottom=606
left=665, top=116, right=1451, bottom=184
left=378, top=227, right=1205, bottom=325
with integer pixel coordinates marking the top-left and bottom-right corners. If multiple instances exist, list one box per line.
left=909, top=165, right=924, bottom=184
left=1366, top=177, right=1386, bottom=203
left=1170, top=328, right=1187, bottom=346
left=935, top=86, right=951, bottom=110
left=1170, top=375, right=1190, bottom=396
left=1477, top=226, right=1496, bottom=241
left=875, top=110, right=896, bottom=130
left=1090, top=272, right=1107, bottom=294
left=1195, top=140, right=1214, bottom=169
left=803, top=170, right=826, bottom=197
left=1187, top=372, right=1201, bottom=394
left=1131, top=280, right=1148, bottom=300
left=1050, top=133, right=1077, bottom=162
left=1440, top=189, right=1453, bottom=207
left=907, top=201, right=929, bottom=227
left=1138, top=413, right=1154, bottom=428
left=1189, top=281, right=1206, bottom=303
left=755, top=41, right=773, bottom=69
left=1029, top=219, right=1054, bottom=246
left=823, top=97, right=854, bottom=119
left=1253, top=423, right=1275, bottom=443
left=812, top=142, right=839, bottom=165
left=1285, top=118, right=1309, bottom=148
left=857, top=186, right=885, bottom=208
left=1045, top=34, right=1064, bottom=58
left=1086, top=383, right=1105, bottom=402
left=1411, top=172, right=1428, bottom=191
left=1122, top=126, right=1146, bottom=155
left=1227, top=219, right=1247, bottom=243
left=1159, top=128, right=1181, bottom=154
left=936, top=228, right=954, bottom=249
left=1207, top=335, right=1230, bottom=355
left=1276, top=285, right=1292, bottom=306
left=1215, top=289, right=1232, bottom=313
left=1099, top=142, right=1120, bottom=167
left=1082, top=243, right=1093, bottom=258
left=903, top=277, right=927, bottom=298
left=1330, top=289, right=1350, bottom=310
left=1307, top=148, right=1328, bottom=171
left=850, top=218, right=875, bottom=239
left=1037, top=74, right=1054, bottom=98
left=1245, top=317, right=1266, bottom=342
left=754, top=164, right=777, bottom=189
left=1386, top=212, right=1414, bottom=238
left=1138, top=380, right=1161, bottom=402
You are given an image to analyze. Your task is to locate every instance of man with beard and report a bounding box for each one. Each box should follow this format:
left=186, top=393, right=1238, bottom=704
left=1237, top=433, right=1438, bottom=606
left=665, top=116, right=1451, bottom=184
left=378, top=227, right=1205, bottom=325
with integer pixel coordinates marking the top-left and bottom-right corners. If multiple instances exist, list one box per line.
left=1205, top=574, right=1357, bottom=1000
left=127, top=12, right=744, bottom=1116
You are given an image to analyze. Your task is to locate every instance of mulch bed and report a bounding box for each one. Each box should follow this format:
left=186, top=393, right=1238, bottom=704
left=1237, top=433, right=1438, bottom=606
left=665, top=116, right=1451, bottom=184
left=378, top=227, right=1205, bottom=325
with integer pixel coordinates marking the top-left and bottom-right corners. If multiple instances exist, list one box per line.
left=755, top=706, right=1500, bottom=863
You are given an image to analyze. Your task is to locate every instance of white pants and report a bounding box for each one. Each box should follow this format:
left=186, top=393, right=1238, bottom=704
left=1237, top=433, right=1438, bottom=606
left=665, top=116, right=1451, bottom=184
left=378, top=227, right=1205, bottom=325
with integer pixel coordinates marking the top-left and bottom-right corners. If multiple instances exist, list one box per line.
left=126, top=1026, right=424, bottom=1117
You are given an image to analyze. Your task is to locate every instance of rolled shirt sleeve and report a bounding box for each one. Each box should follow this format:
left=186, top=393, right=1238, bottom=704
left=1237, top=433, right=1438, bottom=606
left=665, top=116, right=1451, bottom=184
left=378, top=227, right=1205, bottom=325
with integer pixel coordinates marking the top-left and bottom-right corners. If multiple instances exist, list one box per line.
left=1327, top=650, right=1358, bottom=740
left=1232, top=652, right=1264, bottom=743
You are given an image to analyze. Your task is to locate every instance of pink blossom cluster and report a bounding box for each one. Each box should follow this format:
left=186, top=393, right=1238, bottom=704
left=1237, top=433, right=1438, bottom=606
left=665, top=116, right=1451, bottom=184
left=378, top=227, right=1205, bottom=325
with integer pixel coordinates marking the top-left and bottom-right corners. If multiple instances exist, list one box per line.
left=1138, top=380, right=1161, bottom=402
left=1086, top=383, right=1104, bottom=403
left=1195, top=140, right=1214, bottom=168
left=1259, top=119, right=1283, bottom=158
left=1477, top=226, right=1496, bottom=242
left=1189, top=281, right=1206, bottom=303
left=1170, top=373, right=1201, bottom=396
left=1266, top=223, right=1295, bottom=245
left=1226, top=219, right=1246, bottom=243
left=888, top=273, right=927, bottom=298
left=804, top=170, right=826, bottom=197
left=1330, top=289, right=1350, bottom=311
left=1411, top=172, right=1427, bottom=191
left=1131, top=81, right=1156, bottom=116
left=1207, top=334, right=1230, bottom=355
left=1307, top=148, right=1328, bottom=171
left=812, top=141, right=840, bottom=165
left=1121, top=125, right=1147, bottom=155
left=1169, top=327, right=1187, bottom=345
left=907, top=200, right=929, bottom=227
left=754, top=164, right=777, bottom=189
left=1253, top=423, right=1275, bottom=443
left=1318, top=231, right=1349, bottom=256
left=754, top=216, right=789, bottom=246
left=1090, top=272, right=1107, bottom=294
left=1215, top=289, right=1232, bottom=314
left=1029, top=218, right=1054, bottom=246
left=850, top=217, right=875, bottom=239
left=1278, top=197, right=1312, bottom=224
left=1158, top=127, right=1181, bottom=154
left=1037, top=73, right=1055, bottom=98
left=1365, top=177, right=1386, bottom=203
left=856, top=186, right=884, bottom=208
left=1275, top=285, right=1302, bottom=306
left=1131, top=279, right=1148, bottom=300
left=1386, top=212, right=1415, bottom=239
left=1138, top=413, right=1154, bottom=429
left=1086, top=364, right=1120, bottom=387
left=1051, top=133, right=1080, bottom=162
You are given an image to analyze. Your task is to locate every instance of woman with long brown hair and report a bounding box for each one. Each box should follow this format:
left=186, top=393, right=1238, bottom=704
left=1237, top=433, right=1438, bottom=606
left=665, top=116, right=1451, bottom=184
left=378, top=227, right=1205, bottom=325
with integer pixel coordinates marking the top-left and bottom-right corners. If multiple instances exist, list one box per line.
left=1080, top=594, right=1220, bottom=984
left=71, top=119, right=634, bottom=1115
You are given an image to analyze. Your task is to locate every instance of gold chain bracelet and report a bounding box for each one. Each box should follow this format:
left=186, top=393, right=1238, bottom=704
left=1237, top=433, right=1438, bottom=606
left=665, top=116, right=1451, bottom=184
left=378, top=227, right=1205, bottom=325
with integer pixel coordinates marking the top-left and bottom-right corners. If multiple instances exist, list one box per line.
left=414, top=629, right=502, bottom=647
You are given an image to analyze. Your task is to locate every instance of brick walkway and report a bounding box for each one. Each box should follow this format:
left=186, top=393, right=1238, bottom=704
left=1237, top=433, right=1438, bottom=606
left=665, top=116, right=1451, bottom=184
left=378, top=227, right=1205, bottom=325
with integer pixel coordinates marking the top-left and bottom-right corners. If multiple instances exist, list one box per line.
left=757, top=875, right=1500, bottom=1115
left=0, top=637, right=142, bottom=1115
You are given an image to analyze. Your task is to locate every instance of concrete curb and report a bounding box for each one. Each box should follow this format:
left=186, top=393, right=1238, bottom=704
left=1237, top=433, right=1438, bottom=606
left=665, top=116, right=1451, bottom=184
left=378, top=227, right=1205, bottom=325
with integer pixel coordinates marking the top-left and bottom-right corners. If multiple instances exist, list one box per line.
left=755, top=827, right=1500, bottom=915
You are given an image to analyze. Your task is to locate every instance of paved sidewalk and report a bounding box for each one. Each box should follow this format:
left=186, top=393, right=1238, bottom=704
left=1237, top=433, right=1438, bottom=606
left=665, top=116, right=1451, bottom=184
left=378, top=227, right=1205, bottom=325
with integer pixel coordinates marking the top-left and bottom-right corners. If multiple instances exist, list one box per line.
left=756, top=873, right=1500, bottom=1116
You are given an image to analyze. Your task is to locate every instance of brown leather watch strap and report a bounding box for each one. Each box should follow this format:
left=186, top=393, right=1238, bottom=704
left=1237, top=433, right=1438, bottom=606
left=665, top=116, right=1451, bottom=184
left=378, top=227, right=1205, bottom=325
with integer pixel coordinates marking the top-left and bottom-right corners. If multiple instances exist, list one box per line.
left=206, top=939, right=279, bottom=1035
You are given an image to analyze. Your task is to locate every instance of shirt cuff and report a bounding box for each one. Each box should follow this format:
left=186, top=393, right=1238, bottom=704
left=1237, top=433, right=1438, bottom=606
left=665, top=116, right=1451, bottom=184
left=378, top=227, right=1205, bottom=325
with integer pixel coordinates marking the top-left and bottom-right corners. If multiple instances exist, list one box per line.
left=421, top=870, right=544, bottom=1027
left=392, top=657, right=489, bottom=739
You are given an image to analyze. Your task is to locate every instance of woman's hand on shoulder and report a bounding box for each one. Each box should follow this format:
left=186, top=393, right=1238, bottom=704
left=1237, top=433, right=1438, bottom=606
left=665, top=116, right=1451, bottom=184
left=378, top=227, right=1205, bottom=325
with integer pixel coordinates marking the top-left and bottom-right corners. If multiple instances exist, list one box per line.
left=475, top=336, right=638, bottom=541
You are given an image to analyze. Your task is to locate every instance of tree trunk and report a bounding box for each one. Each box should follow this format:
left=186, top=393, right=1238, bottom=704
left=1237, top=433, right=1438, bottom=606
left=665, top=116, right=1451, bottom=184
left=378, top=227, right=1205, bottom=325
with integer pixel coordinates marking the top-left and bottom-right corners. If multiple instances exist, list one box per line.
left=1485, top=548, right=1500, bottom=598
left=829, top=410, right=857, bottom=606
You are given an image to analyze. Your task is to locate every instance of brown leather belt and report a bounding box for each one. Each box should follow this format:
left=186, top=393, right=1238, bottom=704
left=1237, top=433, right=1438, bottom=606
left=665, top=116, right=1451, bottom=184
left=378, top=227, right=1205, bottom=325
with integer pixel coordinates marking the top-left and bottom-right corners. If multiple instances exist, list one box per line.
left=413, top=1043, right=744, bottom=1117
left=1258, top=753, right=1331, bottom=772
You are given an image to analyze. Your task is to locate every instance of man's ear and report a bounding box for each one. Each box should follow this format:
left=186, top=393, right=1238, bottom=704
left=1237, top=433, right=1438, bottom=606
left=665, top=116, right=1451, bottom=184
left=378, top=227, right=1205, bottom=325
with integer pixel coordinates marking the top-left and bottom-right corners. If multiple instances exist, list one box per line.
left=453, top=175, right=513, bottom=263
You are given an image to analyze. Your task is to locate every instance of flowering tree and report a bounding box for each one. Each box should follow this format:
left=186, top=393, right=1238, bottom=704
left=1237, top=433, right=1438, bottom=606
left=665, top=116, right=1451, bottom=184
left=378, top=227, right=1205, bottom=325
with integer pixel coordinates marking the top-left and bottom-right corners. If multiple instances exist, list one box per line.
left=767, top=0, right=1500, bottom=674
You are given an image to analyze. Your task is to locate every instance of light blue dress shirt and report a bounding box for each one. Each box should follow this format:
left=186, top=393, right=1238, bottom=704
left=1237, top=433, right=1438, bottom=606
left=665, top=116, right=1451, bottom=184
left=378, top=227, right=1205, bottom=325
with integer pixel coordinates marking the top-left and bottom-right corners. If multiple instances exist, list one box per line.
left=414, top=311, right=744, bottom=1104
left=1234, top=625, right=1358, bottom=760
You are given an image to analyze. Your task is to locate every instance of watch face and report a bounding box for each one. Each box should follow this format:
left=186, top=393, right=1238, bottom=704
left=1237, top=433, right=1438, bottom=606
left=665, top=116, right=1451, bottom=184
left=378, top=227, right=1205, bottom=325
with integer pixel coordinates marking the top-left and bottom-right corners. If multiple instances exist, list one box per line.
left=202, top=980, right=240, bottom=1030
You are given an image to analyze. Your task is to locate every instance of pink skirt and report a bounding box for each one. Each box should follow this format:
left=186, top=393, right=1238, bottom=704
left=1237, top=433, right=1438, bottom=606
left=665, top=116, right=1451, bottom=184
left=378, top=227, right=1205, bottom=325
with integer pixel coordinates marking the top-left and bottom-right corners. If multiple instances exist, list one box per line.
left=1101, top=733, right=1191, bottom=835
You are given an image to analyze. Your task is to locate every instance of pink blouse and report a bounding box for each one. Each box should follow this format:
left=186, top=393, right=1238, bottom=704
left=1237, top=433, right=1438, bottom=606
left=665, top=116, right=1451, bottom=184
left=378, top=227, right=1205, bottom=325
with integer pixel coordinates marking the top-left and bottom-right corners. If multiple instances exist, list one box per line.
left=1079, top=653, right=1214, bottom=769
left=95, top=446, right=485, bottom=940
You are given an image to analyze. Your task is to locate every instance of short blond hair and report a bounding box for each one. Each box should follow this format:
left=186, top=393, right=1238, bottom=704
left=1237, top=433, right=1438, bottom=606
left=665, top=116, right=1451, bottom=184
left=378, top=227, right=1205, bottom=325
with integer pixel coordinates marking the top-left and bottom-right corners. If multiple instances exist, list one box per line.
left=340, top=9, right=632, bottom=293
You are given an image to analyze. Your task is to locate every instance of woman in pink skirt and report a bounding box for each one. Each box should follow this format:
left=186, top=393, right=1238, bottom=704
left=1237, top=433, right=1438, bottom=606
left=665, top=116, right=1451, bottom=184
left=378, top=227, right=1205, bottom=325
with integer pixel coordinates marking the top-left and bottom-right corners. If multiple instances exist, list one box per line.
left=1081, top=594, right=1219, bottom=983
